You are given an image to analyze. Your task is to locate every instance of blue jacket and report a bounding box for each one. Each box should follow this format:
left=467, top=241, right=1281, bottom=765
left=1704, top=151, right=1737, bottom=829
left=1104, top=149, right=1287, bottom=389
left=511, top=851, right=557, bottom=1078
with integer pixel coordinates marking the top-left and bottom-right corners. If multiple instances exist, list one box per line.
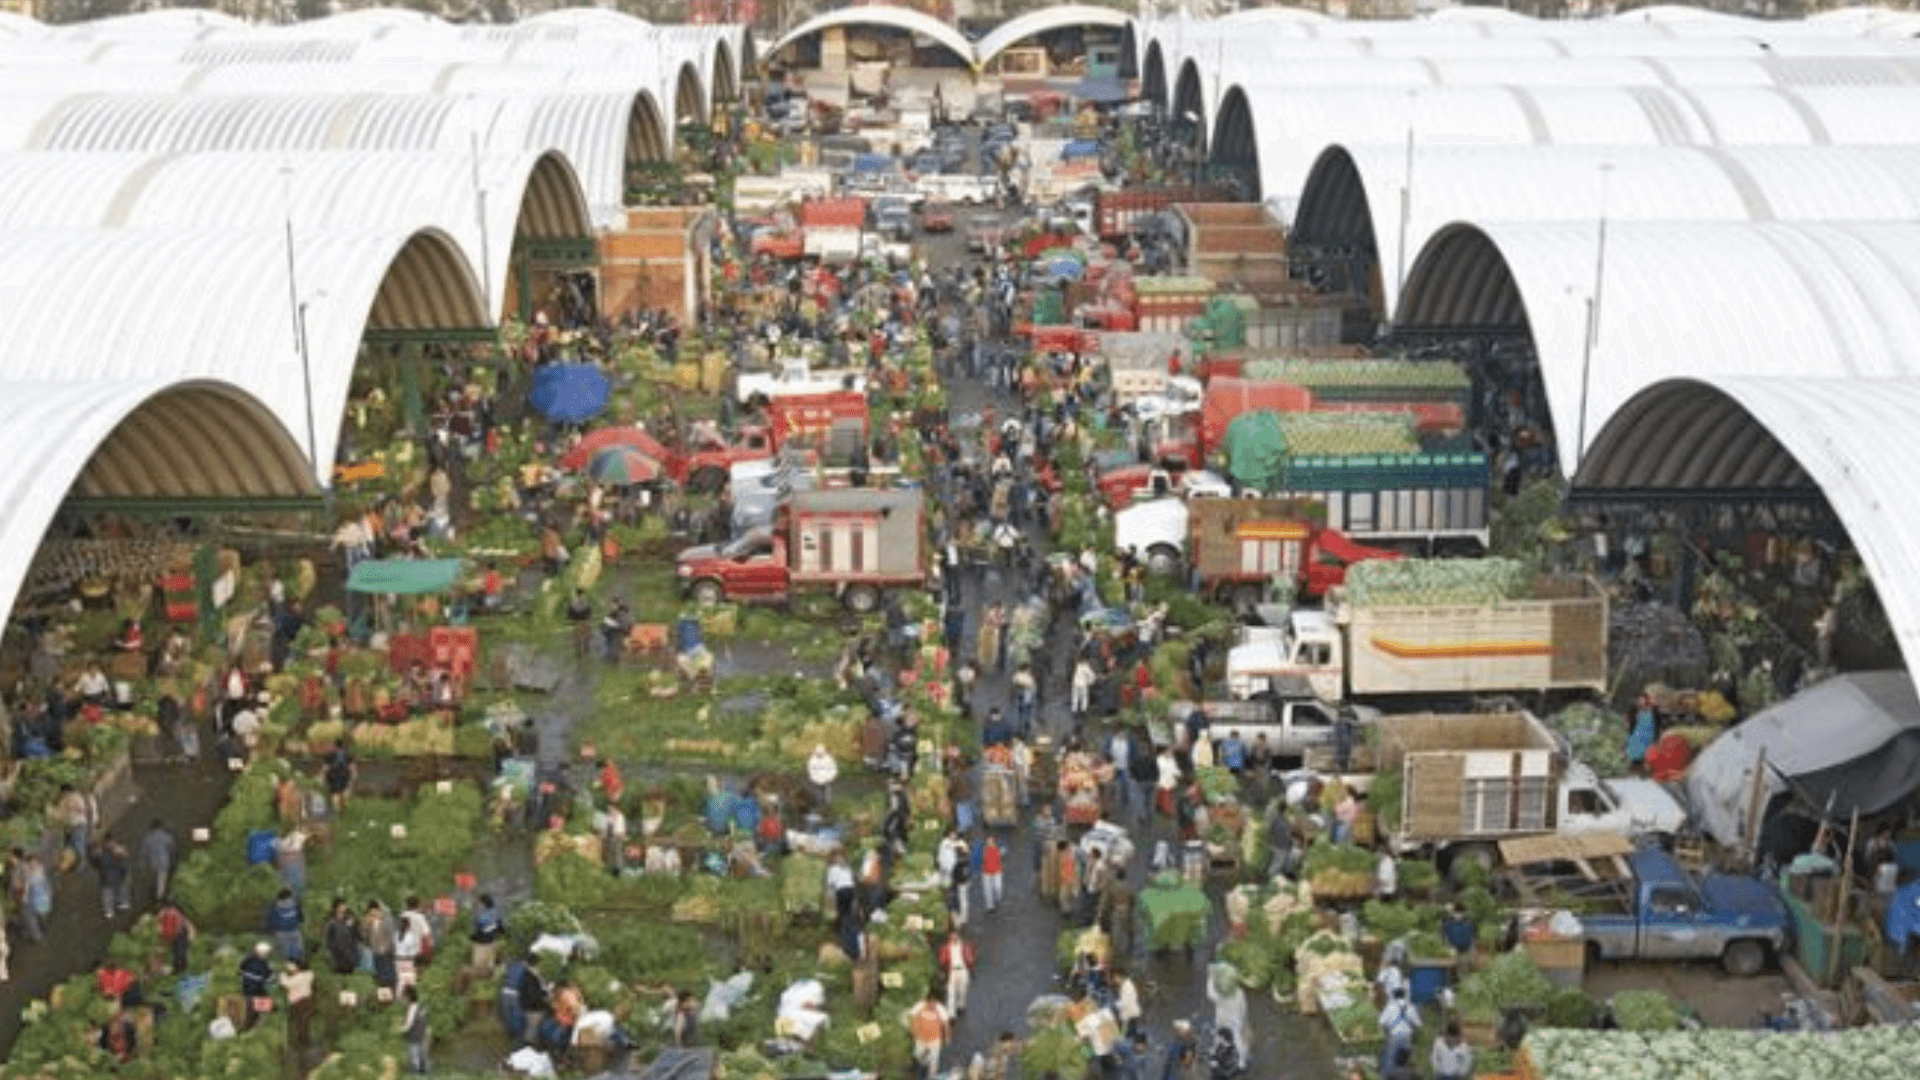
left=266, top=897, right=303, bottom=933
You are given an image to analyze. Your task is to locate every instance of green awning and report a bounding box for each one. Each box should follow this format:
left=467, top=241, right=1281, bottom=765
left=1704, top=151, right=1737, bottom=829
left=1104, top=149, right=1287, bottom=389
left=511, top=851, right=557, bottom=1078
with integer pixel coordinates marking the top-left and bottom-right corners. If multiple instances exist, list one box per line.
left=346, top=558, right=465, bottom=595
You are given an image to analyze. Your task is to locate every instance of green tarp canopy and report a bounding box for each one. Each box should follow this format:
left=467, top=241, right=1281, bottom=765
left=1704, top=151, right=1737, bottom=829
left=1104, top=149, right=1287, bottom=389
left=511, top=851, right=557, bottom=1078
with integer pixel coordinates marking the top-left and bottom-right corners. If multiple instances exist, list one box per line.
left=1223, top=410, right=1288, bottom=491
left=346, top=558, right=465, bottom=595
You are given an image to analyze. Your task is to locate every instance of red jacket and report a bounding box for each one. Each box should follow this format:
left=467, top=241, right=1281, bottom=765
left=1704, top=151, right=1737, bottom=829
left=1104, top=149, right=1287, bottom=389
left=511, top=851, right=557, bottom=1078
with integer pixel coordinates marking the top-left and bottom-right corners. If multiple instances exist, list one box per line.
left=981, top=842, right=1002, bottom=875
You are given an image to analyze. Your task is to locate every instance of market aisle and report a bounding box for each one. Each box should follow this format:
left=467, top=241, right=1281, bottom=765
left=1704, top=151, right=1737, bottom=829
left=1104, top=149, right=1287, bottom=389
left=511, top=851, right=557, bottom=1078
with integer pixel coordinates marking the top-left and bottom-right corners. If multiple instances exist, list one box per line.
left=0, top=761, right=233, bottom=1055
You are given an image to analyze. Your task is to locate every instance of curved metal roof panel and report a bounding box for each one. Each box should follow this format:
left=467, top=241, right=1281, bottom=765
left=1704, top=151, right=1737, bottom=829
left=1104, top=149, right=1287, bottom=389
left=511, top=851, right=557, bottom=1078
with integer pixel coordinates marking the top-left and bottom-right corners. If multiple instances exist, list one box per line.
left=1298, top=142, right=1920, bottom=314
left=1397, top=220, right=1920, bottom=472
left=975, top=5, right=1130, bottom=64
left=0, top=225, right=487, bottom=484
left=0, top=149, right=587, bottom=314
left=768, top=6, right=975, bottom=68
left=1578, top=375, right=1920, bottom=681
left=0, top=378, right=314, bottom=629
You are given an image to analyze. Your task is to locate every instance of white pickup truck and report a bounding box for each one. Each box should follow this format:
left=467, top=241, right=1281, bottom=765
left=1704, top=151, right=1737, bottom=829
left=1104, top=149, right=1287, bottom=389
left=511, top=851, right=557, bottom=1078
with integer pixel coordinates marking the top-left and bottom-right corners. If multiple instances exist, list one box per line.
left=916, top=173, right=1000, bottom=206
left=735, top=358, right=868, bottom=404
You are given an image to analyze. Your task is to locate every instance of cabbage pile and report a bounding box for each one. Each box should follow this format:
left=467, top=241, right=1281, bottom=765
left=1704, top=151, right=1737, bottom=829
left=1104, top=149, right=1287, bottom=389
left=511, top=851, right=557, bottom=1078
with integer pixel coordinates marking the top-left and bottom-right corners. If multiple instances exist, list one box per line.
left=1277, top=414, right=1421, bottom=457
left=1243, top=358, right=1470, bottom=391
left=1546, top=701, right=1630, bottom=778
left=1345, top=556, right=1532, bottom=608
left=1524, top=1026, right=1920, bottom=1080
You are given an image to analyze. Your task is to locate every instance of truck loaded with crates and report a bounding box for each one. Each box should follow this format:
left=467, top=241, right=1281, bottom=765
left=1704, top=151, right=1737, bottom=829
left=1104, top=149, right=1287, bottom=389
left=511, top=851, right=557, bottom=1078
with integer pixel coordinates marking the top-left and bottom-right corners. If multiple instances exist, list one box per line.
left=1370, top=710, right=1688, bottom=881
left=676, top=488, right=924, bottom=612
left=1225, top=559, right=1609, bottom=704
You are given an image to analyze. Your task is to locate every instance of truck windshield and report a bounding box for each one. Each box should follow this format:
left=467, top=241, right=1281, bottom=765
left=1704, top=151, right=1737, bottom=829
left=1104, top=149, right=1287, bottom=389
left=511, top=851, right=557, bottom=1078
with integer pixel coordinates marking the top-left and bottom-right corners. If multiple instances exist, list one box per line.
left=720, top=533, right=770, bottom=559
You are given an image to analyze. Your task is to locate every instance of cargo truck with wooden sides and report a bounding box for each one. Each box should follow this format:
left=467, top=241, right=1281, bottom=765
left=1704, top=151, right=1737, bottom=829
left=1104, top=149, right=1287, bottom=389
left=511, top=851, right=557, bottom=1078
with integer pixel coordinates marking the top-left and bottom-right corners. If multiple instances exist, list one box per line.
left=1371, top=710, right=1688, bottom=880
left=1112, top=496, right=1400, bottom=603
left=1224, top=565, right=1609, bottom=704
left=676, top=488, right=924, bottom=613
left=1094, top=185, right=1234, bottom=240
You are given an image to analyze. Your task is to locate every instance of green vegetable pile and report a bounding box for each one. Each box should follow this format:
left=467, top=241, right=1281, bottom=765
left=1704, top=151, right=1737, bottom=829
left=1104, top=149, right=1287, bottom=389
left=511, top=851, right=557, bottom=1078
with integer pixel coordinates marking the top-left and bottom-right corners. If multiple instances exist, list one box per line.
left=1242, top=358, right=1471, bottom=392
left=1524, top=1027, right=1920, bottom=1080
left=1547, top=701, right=1631, bottom=778
left=1609, top=989, right=1682, bottom=1032
left=1455, top=950, right=1554, bottom=1024
left=1345, top=556, right=1533, bottom=607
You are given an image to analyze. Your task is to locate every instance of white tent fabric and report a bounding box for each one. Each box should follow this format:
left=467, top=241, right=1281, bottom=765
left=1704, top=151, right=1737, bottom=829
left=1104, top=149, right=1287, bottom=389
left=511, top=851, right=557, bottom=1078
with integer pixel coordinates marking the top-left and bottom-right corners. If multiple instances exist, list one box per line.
left=1686, top=672, right=1920, bottom=847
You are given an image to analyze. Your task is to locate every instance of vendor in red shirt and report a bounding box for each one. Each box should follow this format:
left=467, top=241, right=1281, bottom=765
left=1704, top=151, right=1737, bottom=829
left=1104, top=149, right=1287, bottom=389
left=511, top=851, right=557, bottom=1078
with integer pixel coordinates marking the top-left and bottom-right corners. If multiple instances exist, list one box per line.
left=481, top=562, right=504, bottom=612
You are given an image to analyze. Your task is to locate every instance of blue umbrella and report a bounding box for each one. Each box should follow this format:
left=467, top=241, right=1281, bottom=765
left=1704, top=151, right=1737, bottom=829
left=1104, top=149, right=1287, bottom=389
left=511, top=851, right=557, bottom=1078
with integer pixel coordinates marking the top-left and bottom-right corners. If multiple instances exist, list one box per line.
left=528, top=363, right=610, bottom=423
left=1045, top=256, right=1086, bottom=282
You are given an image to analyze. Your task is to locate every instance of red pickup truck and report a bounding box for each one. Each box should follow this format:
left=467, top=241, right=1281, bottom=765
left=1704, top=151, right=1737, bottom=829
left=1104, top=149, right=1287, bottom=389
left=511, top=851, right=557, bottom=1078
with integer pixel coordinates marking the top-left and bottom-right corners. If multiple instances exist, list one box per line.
left=676, top=488, right=925, bottom=612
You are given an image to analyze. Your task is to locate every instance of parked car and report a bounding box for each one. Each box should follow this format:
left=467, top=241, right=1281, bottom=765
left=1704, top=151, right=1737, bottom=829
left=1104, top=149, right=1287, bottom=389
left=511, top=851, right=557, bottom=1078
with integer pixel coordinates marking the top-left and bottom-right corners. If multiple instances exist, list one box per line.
left=965, top=213, right=1003, bottom=253
left=908, top=150, right=943, bottom=177
left=921, top=201, right=956, bottom=233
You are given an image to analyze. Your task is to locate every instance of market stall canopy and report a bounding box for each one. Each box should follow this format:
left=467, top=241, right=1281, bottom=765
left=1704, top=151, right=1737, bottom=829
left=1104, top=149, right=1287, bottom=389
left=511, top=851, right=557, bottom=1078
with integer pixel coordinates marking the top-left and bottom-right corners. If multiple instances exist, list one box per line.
left=346, top=558, right=466, bottom=595
left=1685, top=671, right=1920, bottom=848
left=529, top=363, right=611, bottom=423
left=587, top=445, right=664, bottom=485
left=559, top=426, right=674, bottom=472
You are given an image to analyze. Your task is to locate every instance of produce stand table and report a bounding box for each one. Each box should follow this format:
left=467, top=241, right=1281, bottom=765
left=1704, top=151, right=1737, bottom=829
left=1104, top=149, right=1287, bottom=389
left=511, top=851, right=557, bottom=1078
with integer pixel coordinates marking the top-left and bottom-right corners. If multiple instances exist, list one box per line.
left=1139, top=874, right=1209, bottom=952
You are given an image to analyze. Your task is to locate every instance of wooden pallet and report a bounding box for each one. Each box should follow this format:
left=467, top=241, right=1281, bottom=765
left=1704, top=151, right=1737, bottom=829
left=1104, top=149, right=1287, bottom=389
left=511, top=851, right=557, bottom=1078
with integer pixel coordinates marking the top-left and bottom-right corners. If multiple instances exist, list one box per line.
left=1499, top=832, right=1635, bottom=881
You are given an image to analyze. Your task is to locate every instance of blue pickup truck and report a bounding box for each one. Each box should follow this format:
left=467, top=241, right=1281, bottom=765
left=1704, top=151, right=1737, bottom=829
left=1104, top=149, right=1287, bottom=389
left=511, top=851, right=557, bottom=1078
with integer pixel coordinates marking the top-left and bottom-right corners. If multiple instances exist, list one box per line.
left=1582, top=849, right=1790, bottom=977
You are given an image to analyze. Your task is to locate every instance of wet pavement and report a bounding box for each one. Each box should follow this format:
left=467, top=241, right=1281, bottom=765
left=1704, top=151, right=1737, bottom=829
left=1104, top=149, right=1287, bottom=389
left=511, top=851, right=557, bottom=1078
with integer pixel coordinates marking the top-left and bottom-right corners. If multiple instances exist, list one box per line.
left=0, top=760, right=234, bottom=1054
left=929, top=312, right=1348, bottom=1080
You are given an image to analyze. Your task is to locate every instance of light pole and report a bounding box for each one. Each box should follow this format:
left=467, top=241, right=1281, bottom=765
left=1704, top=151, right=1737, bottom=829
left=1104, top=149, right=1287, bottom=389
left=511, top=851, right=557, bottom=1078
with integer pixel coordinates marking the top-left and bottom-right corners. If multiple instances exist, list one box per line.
left=1395, top=89, right=1416, bottom=300
left=1574, top=161, right=1613, bottom=473
left=470, top=130, right=492, bottom=315
left=280, top=165, right=319, bottom=477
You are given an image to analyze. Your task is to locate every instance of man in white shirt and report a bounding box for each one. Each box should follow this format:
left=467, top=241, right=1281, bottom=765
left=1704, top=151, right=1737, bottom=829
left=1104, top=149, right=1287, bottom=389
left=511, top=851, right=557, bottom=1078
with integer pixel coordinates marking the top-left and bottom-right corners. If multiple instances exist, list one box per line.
left=1378, top=986, right=1420, bottom=1076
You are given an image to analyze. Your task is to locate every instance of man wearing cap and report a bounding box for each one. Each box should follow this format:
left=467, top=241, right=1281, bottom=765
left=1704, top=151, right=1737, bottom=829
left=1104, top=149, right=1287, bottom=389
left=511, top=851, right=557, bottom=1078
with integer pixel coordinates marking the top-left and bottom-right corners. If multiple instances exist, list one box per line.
left=240, top=942, right=276, bottom=1029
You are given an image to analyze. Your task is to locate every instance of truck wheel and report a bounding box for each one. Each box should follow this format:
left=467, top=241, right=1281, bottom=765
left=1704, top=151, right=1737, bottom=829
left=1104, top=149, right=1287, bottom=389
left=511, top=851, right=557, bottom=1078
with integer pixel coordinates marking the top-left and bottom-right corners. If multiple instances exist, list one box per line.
left=1146, top=544, right=1182, bottom=577
left=1447, top=844, right=1497, bottom=888
left=691, top=466, right=727, bottom=494
left=1585, top=942, right=1604, bottom=972
left=691, top=580, right=725, bottom=606
left=843, top=585, right=880, bottom=614
left=1231, top=584, right=1263, bottom=613
left=1722, top=939, right=1767, bottom=978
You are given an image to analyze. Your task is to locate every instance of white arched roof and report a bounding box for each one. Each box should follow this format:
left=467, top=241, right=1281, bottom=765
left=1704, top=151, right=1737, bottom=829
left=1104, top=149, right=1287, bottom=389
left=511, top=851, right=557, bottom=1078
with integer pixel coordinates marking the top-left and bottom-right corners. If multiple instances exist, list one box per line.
left=1396, top=220, right=1920, bottom=471
left=0, top=149, right=592, bottom=316
left=1213, top=83, right=1920, bottom=213
left=0, top=378, right=315, bottom=630
left=1293, top=143, right=1920, bottom=314
left=1579, top=374, right=1920, bottom=682
left=0, top=225, right=488, bottom=486
left=975, top=5, right=1130, bottom=65
left=767, top=6, right=975, bottom=69
left=3, top=89, right=666, bottom=227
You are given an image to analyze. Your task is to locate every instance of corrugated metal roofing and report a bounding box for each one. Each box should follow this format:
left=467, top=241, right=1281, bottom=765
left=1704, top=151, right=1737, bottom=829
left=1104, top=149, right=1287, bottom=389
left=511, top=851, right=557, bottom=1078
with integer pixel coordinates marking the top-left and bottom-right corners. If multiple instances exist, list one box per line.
left=1579, top=376, right=1920, bottom=681
left=0, top=225, right=487, bottom=483
left=0, top=378, right=314, bottom=629
left=1293, top=143, right=1920, bottom=313
left=0, top=89, right=664, bottom=227
left=1397, top=220, right=1920, bottom=472
left=0, top=149, right=590, bottom=316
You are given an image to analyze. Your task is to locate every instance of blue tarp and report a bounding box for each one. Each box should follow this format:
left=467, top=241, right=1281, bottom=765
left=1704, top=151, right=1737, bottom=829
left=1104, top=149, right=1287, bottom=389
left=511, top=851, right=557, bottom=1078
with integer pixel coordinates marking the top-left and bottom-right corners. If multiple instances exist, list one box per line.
left=1070, top=75, right=1129, bottom=104
left=849, top=153, right=892, bottom=173
left=1061, top=139, right=1102, bottom=160
left=1887, top=877, right=1920, bottom=951
left=529, top=363, right=611, bottom=423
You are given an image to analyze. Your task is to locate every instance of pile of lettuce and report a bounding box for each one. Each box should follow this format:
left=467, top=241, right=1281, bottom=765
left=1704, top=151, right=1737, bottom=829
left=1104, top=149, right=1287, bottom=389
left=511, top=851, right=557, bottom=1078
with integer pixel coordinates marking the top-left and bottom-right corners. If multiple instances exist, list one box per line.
left=1524, top=1026, right=1920, bottom=1080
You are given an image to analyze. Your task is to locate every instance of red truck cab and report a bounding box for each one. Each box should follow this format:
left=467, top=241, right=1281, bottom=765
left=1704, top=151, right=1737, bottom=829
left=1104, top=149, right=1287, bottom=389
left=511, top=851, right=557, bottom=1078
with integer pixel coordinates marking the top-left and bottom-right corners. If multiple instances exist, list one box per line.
left=676, top=488, right=925, bottom=612
left=681, top=425, right=776, bottom=492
